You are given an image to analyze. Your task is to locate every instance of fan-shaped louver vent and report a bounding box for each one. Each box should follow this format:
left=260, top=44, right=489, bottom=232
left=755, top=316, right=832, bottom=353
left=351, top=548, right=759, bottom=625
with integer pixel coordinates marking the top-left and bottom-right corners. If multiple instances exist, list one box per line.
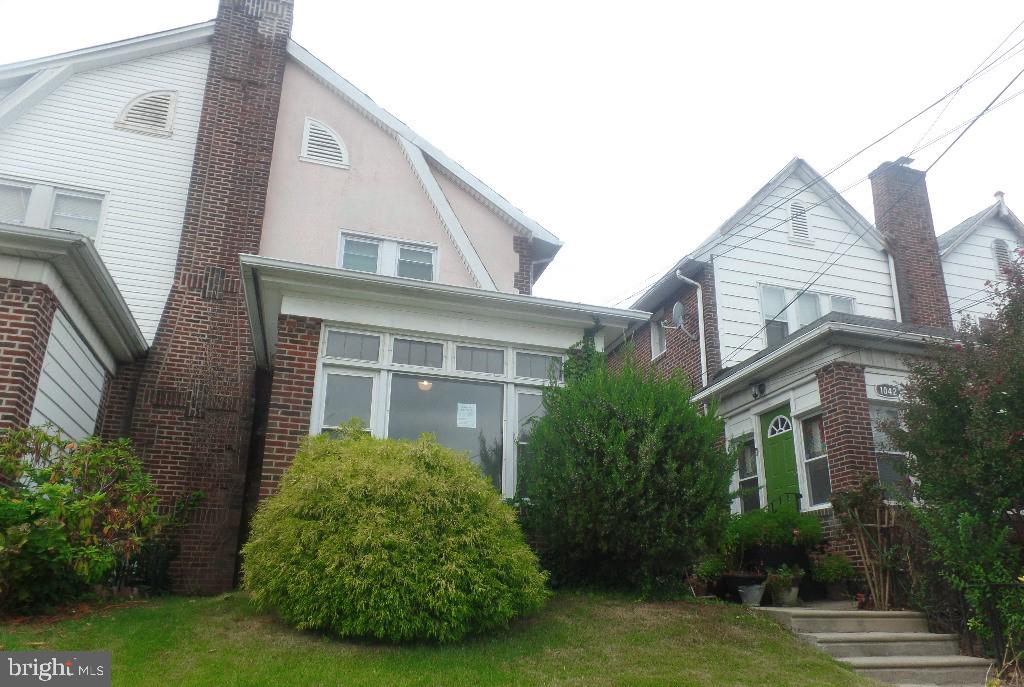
left=790, top=201, right=811, bottom=241
left=116, top=91, right=176, bottom=136
left=301, top=117, right=349, bottom=168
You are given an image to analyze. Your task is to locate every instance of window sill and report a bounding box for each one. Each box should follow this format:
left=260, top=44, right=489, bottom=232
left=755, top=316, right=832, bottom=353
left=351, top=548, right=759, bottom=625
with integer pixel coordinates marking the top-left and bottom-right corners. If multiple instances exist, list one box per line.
left=651, top=350, right=667, bottom=363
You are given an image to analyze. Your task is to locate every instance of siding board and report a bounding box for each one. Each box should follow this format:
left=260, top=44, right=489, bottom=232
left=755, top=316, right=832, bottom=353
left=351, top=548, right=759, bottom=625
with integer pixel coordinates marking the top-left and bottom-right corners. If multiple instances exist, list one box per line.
left=942, top=216, right=1022, bottom=321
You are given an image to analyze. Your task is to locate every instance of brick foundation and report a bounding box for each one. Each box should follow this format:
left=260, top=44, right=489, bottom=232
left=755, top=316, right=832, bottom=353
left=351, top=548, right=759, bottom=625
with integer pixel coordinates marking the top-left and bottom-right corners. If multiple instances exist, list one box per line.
left=125, top=0, right=293, bottom=594
left=259, top=314, right=321, bottom=498
left=0, top=279, right=57, bottom=430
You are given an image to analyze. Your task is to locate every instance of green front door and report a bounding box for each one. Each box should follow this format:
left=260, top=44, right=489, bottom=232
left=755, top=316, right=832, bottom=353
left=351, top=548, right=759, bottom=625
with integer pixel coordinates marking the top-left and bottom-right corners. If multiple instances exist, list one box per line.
left=760, top=403, right=799, bottom=509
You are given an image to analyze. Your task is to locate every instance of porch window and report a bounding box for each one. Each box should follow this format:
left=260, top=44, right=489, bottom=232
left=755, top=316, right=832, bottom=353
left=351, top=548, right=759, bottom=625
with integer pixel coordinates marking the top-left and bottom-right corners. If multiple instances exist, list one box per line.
left=738, top=438, right=760, bottom=513
left=320, top=372, right=373, bottom=431
left=325, top=330, right=380, bottom=361
left=455, top=345, right=504, bottom=374
left=870, top=404, right=908, bottom=495
left=515, top=391, right=545, bottom=495
left=516, top=352, right=562, bottom=380
left=392, top=338, right=443, bottom=367
left=801, top=415, right=831, bottom=506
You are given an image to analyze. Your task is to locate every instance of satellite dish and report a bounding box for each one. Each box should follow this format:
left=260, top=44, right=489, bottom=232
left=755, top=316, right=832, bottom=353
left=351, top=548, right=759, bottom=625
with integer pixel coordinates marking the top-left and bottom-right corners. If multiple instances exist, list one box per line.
left=671, top=301, right=685, bottom=328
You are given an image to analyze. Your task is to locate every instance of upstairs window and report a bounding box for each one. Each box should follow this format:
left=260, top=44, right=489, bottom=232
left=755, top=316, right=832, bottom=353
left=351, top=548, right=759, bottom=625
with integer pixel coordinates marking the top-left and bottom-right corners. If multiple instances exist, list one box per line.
left=338, top=232, right=437, bottom=282
left=397, top=246, right=435, bottom=281
left=650, top=319, right=667, bottom=360
left=830, top=295, right=855, bottom=315
left=341, top=236, right=380, bottom=273
left=0, top=182, right=30, bottom=224
left=761, top=285, right=857, bottom=348
left=993, top=239, right=1012, bottom=275
left=789, top=201, right=812, bottom=243
left=796, top=292, right=821, bottom=328
left=761, top=285, right=790, bottom=347
left=301, top=117, right=350, bottom=169
left=50, top=191, right=103, bottom=237
left=116, top=90, right=176, bottom=137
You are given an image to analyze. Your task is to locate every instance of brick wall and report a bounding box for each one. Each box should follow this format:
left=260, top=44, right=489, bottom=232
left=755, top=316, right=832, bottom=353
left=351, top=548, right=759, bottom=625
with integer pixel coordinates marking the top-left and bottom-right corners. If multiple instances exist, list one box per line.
left=512, top=234, right=533, bottom=295
left=95, top=358, right=146, bottom=440
left=608, top=264, right=720, bottom=391
left=125, top=0, right=293, bottom=594
left=869, top=162, right=953, bottom=329
left=0, top=279, right=57, bottom=430
left=259, top=314, right=321, bottom=499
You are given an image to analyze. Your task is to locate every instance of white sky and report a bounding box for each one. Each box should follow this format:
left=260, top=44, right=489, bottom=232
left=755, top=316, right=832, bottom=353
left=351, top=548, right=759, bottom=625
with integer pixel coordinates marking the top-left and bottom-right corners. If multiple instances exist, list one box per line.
left=3, top=1, right=1022, bottom=307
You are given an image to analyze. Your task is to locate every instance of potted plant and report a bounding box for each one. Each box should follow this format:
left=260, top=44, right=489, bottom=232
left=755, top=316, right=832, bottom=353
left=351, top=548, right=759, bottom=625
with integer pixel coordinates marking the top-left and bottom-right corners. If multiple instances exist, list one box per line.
left=689, top=554, right=726, bottom=598
left=811, top=553, right=858, bottom=600
left=766, top=564, right=804, bottom=606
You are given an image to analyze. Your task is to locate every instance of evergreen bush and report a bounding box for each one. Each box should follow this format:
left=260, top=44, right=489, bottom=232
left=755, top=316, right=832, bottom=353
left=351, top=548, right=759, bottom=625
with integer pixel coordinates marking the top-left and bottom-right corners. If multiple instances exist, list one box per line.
left=242, top=425, right=549, bottom=642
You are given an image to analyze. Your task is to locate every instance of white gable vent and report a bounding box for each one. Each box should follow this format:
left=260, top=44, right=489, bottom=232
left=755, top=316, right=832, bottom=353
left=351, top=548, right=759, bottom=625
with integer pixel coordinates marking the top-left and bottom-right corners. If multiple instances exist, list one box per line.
left=789, top=200, right=812, bottom=242
left=115, top=90, right=176, bottom=137
left=993, top=239, right=1011, bottom=274
left=300, top=117, right=350, bottom=169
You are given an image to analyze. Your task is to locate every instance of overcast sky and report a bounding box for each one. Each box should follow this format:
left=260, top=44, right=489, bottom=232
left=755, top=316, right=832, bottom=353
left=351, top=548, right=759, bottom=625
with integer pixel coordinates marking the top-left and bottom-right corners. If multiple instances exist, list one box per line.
left=4, top=1, right=1022, bottom=307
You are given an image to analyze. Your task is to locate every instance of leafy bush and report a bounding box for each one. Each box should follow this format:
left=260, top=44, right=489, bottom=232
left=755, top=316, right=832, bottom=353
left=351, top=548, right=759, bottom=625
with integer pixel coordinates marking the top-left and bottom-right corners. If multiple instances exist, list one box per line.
left=721, top=507, right=823, bottom=572
left=242, top=425, right=549, bottom=642
left=694, top=555, right=727, bottom=583
left=0, top=427, right=168, bottom=613
left=811, top=553, right=858, bottom=584
left=887, top=248, right=1024, bottom=667
left=518, top=344, right=734, bottom=590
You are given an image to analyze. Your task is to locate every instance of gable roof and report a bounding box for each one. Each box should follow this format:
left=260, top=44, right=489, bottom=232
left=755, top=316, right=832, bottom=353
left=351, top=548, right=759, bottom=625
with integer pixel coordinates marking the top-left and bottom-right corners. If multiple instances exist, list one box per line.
left=0, top=21, right=562, bottom=270
left=633, top=157, right=885, bottom=310
left=937, top=196, right=1024, bottom=256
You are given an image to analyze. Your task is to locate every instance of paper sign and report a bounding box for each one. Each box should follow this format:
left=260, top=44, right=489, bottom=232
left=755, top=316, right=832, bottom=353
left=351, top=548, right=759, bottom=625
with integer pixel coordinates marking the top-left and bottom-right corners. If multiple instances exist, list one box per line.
left=456, top=403, right=477, bottom=429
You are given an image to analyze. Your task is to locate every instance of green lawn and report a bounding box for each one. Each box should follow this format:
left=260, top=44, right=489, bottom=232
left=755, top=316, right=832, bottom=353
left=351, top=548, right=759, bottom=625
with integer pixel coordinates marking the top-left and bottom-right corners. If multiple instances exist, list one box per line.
left=0, top=592, right=876, bottom=686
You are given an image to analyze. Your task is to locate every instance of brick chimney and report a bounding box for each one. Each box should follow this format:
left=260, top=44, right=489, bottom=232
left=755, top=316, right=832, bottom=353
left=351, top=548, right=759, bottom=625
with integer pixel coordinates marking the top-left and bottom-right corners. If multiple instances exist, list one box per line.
left=869, top=161, right=953, bottom=329
left=125, top=0, right=293, bottom=594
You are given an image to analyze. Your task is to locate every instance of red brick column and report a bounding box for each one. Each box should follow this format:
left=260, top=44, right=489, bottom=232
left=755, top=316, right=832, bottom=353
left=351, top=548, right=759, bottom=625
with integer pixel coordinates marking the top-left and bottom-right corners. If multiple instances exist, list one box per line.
left=259, top=314, right=322, bottom=499
left=0, top=279, right=57, bottom=430
left=815, top=360, right=878, bottom=567
left=95, top=358, right=146, bottom=440
left=513, top=235, right=534, bottom=295
left=126, top=0, right=293, bottom=594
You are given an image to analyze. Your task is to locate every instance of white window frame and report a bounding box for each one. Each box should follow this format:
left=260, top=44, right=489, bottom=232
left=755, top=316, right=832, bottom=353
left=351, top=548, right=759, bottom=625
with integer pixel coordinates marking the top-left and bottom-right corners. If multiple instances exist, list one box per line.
left=793, top=411, right=832, bottom=511
left=650, top=319, right=667, bottom=361
left=337, top=230, right=439, bottom=281
left=759, top=283, right=858, bottom=348
left=512, top=387, right=545, bottom=496
left=395, top=243, right=438, bottom=282
left=735, top=434, right=761, bottom=513
left=0, top=177, right=107, bottom=241
left=311, top=324, right=565, bottom=498
left=869, top=402, right=909, bottom=496
left=455, top=343, right=507, bottom=376
left=315, top=367, right=380, bottom=434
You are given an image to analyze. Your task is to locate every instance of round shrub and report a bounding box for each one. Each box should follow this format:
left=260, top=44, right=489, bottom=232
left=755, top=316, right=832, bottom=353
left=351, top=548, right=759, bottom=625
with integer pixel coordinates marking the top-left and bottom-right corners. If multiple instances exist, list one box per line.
left=242, top=427, right=549, bottom=642
left=518, top=344, right=734, bottom=590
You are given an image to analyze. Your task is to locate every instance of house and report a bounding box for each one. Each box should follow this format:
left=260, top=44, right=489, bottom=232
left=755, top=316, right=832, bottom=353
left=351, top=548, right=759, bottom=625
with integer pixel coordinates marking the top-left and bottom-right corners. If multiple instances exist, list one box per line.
left=617, top=156, right=1023, bottom=557
left=0, top=0, right=648, bottom=593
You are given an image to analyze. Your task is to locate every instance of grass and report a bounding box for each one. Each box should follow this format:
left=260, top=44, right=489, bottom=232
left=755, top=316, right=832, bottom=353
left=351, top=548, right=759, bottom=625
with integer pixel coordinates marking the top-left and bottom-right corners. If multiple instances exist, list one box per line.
left=0, top=592, right=876, bottom=687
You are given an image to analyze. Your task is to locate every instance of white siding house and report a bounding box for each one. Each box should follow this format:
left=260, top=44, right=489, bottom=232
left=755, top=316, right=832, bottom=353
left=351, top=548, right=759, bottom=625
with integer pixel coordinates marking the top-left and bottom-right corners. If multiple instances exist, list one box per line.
left=939, top=198, right=1024, bottom=323
left=0, top=35, right=212, bottom=341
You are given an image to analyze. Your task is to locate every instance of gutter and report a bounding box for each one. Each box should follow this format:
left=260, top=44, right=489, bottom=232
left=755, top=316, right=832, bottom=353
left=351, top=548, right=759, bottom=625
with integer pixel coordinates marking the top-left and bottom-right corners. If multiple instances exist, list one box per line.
left=674, top=269, right=708, bottom=387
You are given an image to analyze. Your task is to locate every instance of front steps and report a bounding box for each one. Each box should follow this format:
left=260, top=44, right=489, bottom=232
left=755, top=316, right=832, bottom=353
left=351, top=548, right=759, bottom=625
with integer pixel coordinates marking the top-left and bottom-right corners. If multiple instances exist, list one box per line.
left=760, top=607, right=994, bottom=686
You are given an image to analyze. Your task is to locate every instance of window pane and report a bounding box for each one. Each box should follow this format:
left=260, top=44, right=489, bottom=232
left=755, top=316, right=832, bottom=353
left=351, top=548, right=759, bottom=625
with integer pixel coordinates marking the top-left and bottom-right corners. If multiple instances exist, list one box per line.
left=806, top=456, right=832, bottom=506
left=877, top=453, right=908, bottom=496
left=456, top=346, right=504, bottom=374
left=516, top=352, right=562, bottom=380
left=342, top=238, right=379, bottom=272
left=870, top=405, right=901, bottom=451
left=765, top=320, right=788, bottom=347
left=388, top=374, right=504, bottom=490
left=515, top=392, right=546, bottom=496
left=651, top=321, right=666, bottom=358
left=739, top=477, right=760, bottom=513
left=761, top=285, right=787, bottom=319
left=325, top=331, right=380, bottom=361
left=397, top=246, right=434, bottom=281
left=831, top=295, right=855, bottom=314
left=52, top=193, right=101, bottom=236
left=393, top=338, right=443, bottom=367
left=322, top=374, right=372, bottom=428
left=0, top=184, right=29, bottom=224
left=797, top=292, right=821, bottom=327
left=802, top=415, right=826, bottom=458
left=738, top=439, right=757, bottom=479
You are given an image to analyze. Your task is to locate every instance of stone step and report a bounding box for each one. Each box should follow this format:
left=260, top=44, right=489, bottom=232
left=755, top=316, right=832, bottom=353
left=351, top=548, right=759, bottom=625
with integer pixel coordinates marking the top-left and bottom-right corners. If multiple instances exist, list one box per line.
left=803, top=631, right=960, bottom=657
left=840, top=655, right=994, bottom=687
left=760, top=607, right=930, bottom=634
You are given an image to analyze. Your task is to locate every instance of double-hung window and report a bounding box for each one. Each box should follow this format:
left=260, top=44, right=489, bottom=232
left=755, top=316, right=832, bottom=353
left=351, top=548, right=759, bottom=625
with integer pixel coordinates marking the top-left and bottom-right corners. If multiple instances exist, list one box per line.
left=801, top=415, right=831, bottom=506
left=737, top=438, right=760, bottom=513
left=761, top=285, right=858, bottom=348
left=0, top=182, right=30, bottom=224
left=338, top=231, right=437, bottom=281
left=650, top=320, right=667, bottom=359
left=870, top=404, right=908, bottom=496
left=0, top=179, right=105, bottom=238
left=762, top=285, right=790, bottom=347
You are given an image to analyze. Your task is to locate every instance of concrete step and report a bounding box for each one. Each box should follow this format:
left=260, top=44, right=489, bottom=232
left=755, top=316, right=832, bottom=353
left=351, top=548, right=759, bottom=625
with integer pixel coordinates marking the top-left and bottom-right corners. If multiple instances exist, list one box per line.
left=803, top=631, right=960, bottom=657
left=760, top=607, right=930, bottom=633
left=840, top=655, right=993, bottom=686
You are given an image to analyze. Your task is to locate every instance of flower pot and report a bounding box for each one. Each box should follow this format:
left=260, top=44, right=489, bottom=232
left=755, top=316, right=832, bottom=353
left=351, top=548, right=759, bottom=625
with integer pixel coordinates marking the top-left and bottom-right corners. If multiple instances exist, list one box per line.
left=777, top=586, right=800, bottom=606
left=738, top=583, right=766, bottom=607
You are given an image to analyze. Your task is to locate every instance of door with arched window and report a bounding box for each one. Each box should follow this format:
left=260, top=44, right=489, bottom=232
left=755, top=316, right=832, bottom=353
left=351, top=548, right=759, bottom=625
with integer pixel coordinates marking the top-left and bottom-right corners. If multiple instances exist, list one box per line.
left=760, top=403, right=799, bottom=509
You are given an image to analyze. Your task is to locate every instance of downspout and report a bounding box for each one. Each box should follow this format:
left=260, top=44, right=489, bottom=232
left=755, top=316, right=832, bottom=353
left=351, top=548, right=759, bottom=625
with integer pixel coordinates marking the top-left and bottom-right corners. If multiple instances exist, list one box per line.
left=674, top=269, right=708, bottom=387
left=886, top=251, right=903, bottom=322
